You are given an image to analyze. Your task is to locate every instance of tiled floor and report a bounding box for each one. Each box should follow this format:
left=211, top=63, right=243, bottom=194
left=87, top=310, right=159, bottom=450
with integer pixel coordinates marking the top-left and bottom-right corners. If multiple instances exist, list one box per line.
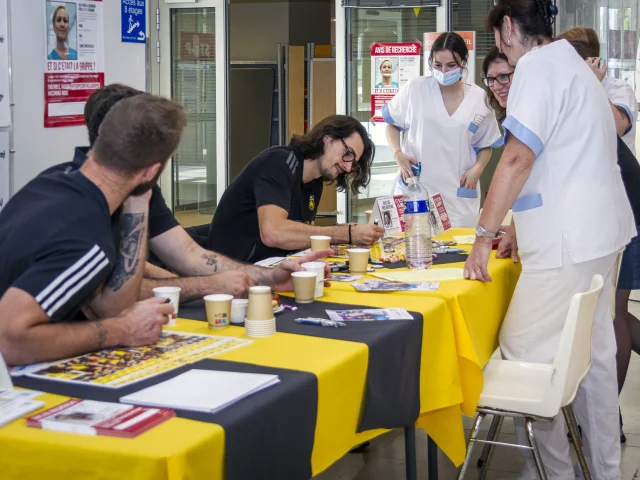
left=315, top=301, right=640, bottom=479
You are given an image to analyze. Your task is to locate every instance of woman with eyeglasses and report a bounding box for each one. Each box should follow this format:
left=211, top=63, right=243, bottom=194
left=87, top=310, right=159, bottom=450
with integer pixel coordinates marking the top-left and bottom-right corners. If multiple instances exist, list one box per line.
left=482, top=46, right=514, bottom=123
left=464, top=0, right=635, bottom=477
left=383, top=32, right=502, bottom=228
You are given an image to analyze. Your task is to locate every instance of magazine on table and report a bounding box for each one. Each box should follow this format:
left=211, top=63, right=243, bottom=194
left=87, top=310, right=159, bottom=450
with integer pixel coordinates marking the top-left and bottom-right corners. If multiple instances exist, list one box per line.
left=325, top=308, right=414, bottom=322
left=26, top=399, right=174, bottom=438
left=350, top=281, right=439, bottom=292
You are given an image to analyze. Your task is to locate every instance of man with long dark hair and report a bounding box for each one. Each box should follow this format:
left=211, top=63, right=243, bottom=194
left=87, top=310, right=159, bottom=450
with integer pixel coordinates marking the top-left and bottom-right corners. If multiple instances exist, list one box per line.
left=207, top=115, right=384, bottom=262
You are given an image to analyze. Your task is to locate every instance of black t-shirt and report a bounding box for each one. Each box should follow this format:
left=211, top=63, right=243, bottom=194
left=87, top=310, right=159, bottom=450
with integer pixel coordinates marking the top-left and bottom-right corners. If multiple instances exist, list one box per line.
left=0, top=171, right=116, bottom=322
left=207, top=145, right=324, bottom=262
left=41, top=147, right=179, bottom=240
left=617, top=136, right=640, bottom=226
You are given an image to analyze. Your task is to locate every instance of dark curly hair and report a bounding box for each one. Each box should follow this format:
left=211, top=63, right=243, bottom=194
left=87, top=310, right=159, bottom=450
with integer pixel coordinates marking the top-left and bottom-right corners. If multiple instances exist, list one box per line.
left=482, top=46, right=511, bottom=122
left=290, top=115, right=375, bottom=195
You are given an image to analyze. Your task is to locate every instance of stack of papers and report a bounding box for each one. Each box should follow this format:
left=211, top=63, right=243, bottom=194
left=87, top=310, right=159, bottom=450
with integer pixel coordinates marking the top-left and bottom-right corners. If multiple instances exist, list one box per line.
left=351, top=281, right=439, bottom=292
left=0, top=390, right=45, bottom=428
left=326, top=308, right=414, bottom=322
left=120, top=370, right=280, bottom=414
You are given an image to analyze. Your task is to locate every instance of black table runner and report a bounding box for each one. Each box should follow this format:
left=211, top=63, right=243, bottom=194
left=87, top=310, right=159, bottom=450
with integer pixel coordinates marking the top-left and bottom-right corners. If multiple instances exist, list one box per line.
left=14, top=359, right=317, bottom=480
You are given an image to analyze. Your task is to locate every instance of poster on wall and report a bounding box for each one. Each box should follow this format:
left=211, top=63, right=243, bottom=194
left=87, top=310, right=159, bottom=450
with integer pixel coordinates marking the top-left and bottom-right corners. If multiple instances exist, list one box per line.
left=0, top=0, right=10, bottom=128
left=0, top=132, right=9, bottom=212
left=423, top=32, right=476, bottom=85
left=121, top=0, right=146, bottom=43
left=43, top=0, right=104, bottom=128
left=370, top=42, right=421, bottom=123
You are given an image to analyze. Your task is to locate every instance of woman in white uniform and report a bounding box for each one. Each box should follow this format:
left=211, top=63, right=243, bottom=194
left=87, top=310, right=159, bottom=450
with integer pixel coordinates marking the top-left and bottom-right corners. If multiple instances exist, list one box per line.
left=383, top=32, right=502, bottom=228
left=464, top=1, right=636, bottom=478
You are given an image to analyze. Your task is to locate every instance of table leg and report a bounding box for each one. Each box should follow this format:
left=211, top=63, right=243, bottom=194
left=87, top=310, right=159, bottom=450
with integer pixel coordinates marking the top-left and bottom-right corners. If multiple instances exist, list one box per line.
left=404, top=426, right=417, bottom=480
left=427, top=435, right=439, bottom=480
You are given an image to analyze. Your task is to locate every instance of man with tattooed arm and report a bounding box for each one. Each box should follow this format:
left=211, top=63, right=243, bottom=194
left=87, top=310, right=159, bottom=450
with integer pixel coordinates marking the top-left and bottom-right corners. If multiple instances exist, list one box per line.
left=0, top=94, right=184, bottom=365
left=45, top=84, right=330, bottom=303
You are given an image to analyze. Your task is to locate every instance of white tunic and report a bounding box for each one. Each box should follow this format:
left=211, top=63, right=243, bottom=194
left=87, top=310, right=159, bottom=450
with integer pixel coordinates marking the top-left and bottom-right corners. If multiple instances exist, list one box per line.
left=503, top=39, right=635, bottom=272
left=382, top=77, right=502, bottom=228
left=602, top=75, right=637, bottom=156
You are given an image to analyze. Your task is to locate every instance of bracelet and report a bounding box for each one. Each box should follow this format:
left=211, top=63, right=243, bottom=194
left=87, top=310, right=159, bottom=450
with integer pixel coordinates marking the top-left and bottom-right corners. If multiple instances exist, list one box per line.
left=348, top=224, right=353, bottom=244
left=393, top=149, right=402, bottom=160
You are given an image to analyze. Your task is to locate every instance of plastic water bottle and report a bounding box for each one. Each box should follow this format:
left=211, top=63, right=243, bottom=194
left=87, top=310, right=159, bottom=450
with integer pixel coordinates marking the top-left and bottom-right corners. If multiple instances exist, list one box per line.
left=403, top=177, right=432, bottom=270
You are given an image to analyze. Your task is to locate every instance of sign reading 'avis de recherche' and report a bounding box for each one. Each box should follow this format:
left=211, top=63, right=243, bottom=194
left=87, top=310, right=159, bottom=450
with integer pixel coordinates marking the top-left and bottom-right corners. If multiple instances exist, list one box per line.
left=121, top=0, right=146, bottom=43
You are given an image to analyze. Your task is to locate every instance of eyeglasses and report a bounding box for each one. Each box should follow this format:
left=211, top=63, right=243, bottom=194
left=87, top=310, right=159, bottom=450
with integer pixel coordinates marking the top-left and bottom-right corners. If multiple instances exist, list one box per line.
left=340, top=138, right=357, bottom=164
left=482, top=71, right=514, bottom=87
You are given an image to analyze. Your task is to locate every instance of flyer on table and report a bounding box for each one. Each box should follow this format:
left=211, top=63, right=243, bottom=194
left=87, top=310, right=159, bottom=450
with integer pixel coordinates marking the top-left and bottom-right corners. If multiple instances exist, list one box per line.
left=370, top=42, right=421, bottom=122
left=43, top=0, right=104, bottom=127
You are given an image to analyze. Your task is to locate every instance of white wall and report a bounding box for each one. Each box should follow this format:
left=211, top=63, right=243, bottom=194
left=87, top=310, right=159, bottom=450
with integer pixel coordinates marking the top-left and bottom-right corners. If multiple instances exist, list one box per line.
left=10, top=0, right=148, bottom=193
left=230, top=3, right=288, bottom=61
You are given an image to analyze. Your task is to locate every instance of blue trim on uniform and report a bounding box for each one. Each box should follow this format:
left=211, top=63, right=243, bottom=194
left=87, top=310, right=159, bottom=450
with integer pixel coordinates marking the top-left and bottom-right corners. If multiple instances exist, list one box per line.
left=456, top=187, right=479, bottom=199
left=615, top=104, right=634, bottom=135
left=473, top=136, right=505, bottom=154
left=468, top=122, right=479, bottom=134
left=381, top=104, right=406, bottom=130
left=502, top=115, right=544, bottom=156
left=512, top=193, right=543, bottom=212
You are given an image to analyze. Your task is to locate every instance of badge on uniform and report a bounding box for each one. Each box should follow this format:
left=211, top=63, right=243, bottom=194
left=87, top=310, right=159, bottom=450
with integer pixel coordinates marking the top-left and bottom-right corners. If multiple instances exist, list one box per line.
left=309, top=195, right=315, bottom=211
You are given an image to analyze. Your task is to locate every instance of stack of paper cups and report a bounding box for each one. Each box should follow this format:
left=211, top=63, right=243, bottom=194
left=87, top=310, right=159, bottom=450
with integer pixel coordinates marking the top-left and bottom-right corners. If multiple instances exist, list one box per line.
left=245, top=286, right=276, bottom=338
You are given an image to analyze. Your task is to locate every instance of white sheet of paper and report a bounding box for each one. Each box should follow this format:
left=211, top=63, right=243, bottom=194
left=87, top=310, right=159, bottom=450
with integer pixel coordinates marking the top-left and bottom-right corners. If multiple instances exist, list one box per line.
left=452, top=235, right=475, bottom=245
left=373, top=268, right=464, bottom=282
left=120, top=370, right=280, bottom=414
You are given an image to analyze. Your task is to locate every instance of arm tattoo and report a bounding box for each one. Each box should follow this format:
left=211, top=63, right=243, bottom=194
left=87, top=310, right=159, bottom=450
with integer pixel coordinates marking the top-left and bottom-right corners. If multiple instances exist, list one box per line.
left=107, top=213, right=146, bottom=291
left=95, top=320, right=107, bottom=349
left=201, top=253, right=219, bottom=272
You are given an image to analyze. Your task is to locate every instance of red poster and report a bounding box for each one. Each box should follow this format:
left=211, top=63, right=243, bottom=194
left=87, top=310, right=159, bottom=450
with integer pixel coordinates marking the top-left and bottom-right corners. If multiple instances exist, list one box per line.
left=43, top=0, right=104, bottom=128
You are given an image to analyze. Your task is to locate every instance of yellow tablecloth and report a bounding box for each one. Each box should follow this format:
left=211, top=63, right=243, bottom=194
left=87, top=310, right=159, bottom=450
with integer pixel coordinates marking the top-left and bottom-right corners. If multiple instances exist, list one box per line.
left=0, top=295, right=450, bottom=480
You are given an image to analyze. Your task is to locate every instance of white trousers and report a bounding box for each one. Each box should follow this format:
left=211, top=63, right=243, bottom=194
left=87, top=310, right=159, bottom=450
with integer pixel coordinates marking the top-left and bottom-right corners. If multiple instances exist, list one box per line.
left=499, top=247, right=621, bottom=480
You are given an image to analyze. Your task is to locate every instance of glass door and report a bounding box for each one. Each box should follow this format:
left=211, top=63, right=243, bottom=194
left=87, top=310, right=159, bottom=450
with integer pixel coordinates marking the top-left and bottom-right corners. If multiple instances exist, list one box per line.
left=154, top=0, right=227, bottom=227
left=344, top=7, right=438, bottom=223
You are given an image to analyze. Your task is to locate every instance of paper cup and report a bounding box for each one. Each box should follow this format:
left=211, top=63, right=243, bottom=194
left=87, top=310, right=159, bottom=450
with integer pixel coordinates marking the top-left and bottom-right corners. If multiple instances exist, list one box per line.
left=230, top=299, right=249, bottom=325
left=292, top=271, right=317, bottom=304
left=365, top=210, right=373, bottom=223
left=348, top=248, right=370, bottom=275
left=152, top=286, right=181, bottom=326
left=204, top=294, right=233, bottom=330
left=310, top=235, right=331, bottom=252
left=245, top=318, right=276, bottom=338
left=246, top=286, right=274, bottom=321
left=302, top=261, right=325, bottom=298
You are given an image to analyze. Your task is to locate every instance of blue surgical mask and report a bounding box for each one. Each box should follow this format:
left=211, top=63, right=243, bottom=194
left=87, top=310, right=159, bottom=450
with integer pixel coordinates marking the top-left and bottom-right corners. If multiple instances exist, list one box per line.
left=432, top=67, right=462, bottom=86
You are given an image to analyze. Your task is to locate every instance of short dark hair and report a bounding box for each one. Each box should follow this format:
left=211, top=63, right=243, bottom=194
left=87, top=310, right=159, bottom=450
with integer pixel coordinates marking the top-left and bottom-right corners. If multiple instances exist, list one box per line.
left=84, top=84, right=144, bottom=146
left=428, top=32, right=469, bottom=69
left=486, top=0, right=557, bottom=46
left=482, top=46, right=511, bottom=122
left=92, top=94, right=186, bottom=174
left=290, top=115, right=375, bottom=195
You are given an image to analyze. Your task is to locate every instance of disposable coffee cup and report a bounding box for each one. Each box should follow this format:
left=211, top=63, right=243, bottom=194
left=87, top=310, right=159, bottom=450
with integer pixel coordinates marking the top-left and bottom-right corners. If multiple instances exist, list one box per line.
left=302, top=261, right=325, bottom=298
left=204, top=294, right=233, bottom=330
left=310, top=235, right=331, bottom=252
left=292, top=271, right=317, bottom=304
left=246, top=286, right=274, bottom=321
left=230, top=299, right=249, bottom=325
left=347, top=248, right=370, bottom=275
left=365, top=210, right=373, bottom=223
left=153, top=286, right=181, bottom=327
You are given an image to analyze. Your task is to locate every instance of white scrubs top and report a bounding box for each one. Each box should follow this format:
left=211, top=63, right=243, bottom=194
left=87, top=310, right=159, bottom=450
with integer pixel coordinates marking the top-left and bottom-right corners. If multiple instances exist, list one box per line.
left=503, top=39, right=635, bottom=272
left=602, top=75, right=638, bottom=156
left=382, top=76, right=502, bottom=228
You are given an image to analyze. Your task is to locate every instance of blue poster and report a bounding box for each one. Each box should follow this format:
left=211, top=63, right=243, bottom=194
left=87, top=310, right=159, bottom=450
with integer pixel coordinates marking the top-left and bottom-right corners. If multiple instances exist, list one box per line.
left=121, top=0, right=146, bottom=43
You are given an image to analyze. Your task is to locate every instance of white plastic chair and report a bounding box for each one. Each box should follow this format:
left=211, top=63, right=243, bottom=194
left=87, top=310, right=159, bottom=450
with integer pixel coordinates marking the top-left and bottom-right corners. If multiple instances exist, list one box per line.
left=457, top=275, right=604, bottom=480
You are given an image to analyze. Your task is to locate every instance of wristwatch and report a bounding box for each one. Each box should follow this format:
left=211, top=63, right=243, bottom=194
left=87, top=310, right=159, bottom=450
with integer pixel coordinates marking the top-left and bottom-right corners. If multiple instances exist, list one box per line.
left=475, top=225, right=499, bottom=239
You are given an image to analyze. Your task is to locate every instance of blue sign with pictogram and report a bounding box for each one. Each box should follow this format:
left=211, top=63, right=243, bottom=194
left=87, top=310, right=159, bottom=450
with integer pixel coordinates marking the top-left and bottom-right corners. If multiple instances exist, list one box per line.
left=121, top=0, right=146, bottom=43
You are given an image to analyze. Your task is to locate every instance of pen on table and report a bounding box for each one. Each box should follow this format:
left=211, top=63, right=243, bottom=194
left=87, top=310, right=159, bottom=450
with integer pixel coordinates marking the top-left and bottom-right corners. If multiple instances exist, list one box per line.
left=295, top=318, right=347, bottom=328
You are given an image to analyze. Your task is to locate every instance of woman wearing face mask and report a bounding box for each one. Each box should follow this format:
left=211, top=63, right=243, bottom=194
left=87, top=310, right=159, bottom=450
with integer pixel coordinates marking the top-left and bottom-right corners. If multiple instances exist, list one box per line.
left=383, top=32, right=502, bottom=228
left=375, top=59, right=399, bottom=88
left=48, top=5, right=77, bottom=61
left=464, top=0, right=635, bottom=478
